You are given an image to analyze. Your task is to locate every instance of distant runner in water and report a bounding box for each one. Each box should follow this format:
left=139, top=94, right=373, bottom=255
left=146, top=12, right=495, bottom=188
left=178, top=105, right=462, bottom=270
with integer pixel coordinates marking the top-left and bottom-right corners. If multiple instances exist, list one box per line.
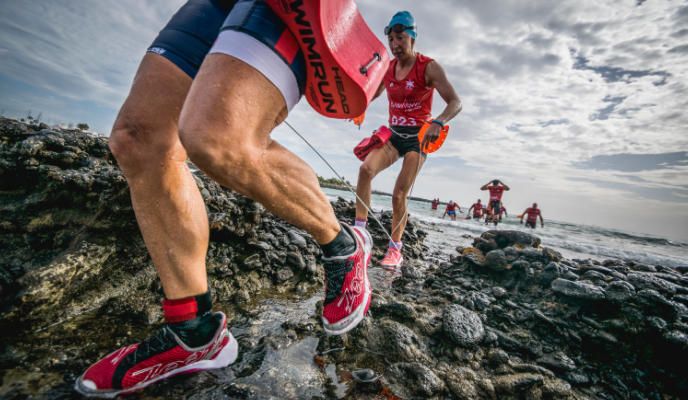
left=484, top=207, right=493, bottom=225
left=483, top=205, right=504, bottom=226
left=431, top=198, right=440, bottom=210
left=499, top=205, right=508, bottom=221
left=481, top=179, right=510, bottom=217
left=442, top=200, right=461, bottom=220
left=355, top=10, right=462, bottom=269
left=521, top=203, right=544, bottom=228
left=468, top=199, right=483, bottom=219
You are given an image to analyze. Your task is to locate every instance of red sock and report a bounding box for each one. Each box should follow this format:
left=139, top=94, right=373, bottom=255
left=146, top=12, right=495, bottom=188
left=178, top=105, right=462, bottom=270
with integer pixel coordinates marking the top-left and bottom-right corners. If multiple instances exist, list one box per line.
left=162, top=291, right=212, bottom=323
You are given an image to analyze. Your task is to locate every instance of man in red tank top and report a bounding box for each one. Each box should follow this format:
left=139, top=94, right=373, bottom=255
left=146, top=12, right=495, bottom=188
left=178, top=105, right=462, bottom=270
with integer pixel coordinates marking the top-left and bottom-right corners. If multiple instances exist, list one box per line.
left=468, top=199, right=483, bottom=219
left=521, top=203, right=544, bottom=228
left=481, top=179, right=510, bottom=217
left=354, top=10, right=462, bottom=269
left=442, top=200, right=461, bottom=221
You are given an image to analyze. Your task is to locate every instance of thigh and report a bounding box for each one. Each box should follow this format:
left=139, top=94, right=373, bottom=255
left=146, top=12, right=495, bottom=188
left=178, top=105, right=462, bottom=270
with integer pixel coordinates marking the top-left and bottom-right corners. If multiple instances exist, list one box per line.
left=178, top=1, right=306, bottom=148
left=115, top=54, right=192, bottom=144
left=180, top=53, right=288, bottom=149
left=393, top=151, right=425, bottom=194
left=361, top=142, right=400, bottom=176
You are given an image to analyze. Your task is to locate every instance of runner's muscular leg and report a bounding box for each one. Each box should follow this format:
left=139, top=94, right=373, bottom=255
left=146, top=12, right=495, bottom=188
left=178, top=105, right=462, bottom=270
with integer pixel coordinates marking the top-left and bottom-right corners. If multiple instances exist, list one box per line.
left=390, top=152, right=425, bottom=242
left=179, top=54, right=339, bottom=244
left=109, top=54, right=209, bottom=299
left=355, top=142, right=399, bottom=221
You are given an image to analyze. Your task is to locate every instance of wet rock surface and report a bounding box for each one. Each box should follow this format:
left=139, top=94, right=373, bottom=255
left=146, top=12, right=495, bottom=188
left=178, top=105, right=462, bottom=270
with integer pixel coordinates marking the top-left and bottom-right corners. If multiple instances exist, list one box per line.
left=1, top=118, right=687, bottom=399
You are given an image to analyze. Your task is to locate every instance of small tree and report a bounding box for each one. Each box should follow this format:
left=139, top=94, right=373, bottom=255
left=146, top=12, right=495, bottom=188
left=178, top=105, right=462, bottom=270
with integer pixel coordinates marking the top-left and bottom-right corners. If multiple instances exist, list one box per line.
left=77, top=123, right=89, bottom=131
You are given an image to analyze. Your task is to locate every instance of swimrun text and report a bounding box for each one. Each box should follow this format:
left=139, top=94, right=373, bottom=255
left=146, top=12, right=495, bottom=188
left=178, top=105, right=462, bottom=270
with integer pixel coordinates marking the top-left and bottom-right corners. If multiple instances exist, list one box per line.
left=287, top=0, right=350, bottom=114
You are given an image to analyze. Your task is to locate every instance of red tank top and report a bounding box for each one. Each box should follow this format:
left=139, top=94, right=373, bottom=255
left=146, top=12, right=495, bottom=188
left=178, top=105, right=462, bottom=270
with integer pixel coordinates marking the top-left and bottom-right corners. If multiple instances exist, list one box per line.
left=488, top=186, right=505, bottom=201
left=525, top=207, right=541, bottom=221
left=384, top=53, right=434, bottom=127
left=446, top=202, right=457, bottom=211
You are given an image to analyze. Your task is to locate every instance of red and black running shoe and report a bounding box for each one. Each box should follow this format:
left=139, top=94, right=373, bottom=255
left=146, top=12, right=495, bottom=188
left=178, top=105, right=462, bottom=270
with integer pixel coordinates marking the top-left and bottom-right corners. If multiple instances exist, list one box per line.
left=321, top=225, right=373, bottom=335
left=74, top=312, right=237, bottom=398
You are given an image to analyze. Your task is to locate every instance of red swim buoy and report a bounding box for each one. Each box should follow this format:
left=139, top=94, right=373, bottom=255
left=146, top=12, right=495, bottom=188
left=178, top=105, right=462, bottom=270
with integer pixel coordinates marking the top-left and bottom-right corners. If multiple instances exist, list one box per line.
left=266, top=0, right=390, bottom=119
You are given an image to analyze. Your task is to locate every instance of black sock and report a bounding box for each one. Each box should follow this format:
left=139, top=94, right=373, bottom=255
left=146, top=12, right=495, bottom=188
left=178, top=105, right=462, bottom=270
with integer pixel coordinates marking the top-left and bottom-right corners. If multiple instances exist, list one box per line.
left=169, top=312, right=221, bottom=347
left=165, top=291, right=220, bottom=347
left=321, top=224, right=356, bottom=258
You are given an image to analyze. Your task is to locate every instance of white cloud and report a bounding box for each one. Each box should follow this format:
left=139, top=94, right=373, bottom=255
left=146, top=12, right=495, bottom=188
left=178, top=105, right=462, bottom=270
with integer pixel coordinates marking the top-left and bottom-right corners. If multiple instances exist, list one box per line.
left=0, top=0, right=686, bottom=240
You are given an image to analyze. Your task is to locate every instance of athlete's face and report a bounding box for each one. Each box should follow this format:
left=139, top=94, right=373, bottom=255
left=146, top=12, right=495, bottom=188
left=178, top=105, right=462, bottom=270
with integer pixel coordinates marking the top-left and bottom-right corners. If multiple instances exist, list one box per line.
left=388, top=32, right=414, bottom=59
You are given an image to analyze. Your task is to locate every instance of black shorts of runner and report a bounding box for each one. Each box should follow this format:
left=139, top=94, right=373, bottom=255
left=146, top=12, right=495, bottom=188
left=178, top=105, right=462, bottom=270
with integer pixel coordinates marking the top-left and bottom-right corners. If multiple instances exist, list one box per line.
left=147, top=0, right=306, bottom=88
left=389, top=126, right=426, bottom=157
left=490, top=200, right=501, bottom=214
left=525, top=220, right=536, bottom=228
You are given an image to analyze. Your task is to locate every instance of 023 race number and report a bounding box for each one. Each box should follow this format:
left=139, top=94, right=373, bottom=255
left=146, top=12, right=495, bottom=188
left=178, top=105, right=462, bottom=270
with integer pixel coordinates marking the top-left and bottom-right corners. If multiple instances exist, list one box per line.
left=390, top=115, right=417, bottom=126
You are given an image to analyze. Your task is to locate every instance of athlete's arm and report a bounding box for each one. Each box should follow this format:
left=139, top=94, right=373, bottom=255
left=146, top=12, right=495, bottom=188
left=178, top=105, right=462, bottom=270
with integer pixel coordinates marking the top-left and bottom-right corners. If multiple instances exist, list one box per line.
left=419, top=61, right=461, bottom=149
left=468, top=205, right=474, bottom=213
left=426, top=61, right=461, bottom=125
left=480, top=183, right=489, bottom=190
left=520, top=210, right=527, bottom=223
left=498, top=180, right=510, bottom=190
left=539, top=213, right=544, bottom=227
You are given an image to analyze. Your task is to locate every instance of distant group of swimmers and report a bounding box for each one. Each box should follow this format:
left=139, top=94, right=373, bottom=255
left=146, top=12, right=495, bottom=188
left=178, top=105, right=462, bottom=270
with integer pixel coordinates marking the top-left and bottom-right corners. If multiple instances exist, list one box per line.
left=431, top=179, right=545, bottom=228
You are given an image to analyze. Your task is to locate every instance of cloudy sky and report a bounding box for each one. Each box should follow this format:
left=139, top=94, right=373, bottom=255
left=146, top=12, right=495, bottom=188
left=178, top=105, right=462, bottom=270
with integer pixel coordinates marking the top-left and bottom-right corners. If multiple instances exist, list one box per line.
left=1, top=0, right=687, bottom=241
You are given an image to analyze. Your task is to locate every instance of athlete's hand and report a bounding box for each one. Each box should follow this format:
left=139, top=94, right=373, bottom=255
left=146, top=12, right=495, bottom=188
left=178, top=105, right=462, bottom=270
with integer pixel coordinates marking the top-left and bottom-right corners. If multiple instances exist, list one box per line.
left=421, top=123, right=441, bottom=152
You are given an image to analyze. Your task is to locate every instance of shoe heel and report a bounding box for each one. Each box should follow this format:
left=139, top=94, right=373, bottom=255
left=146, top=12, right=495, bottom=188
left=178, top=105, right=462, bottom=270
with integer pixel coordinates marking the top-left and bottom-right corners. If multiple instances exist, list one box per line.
left=213, top=330, right=239, bottom=367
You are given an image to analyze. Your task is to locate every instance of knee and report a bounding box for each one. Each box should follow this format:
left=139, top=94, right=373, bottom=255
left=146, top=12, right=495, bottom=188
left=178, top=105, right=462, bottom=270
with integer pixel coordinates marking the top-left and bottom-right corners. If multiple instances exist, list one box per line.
left=108, top=120, right=139, bottom=164
left=179, top=119, right=258, bottom=189
left=359, top=163, right=376, bottom=181
left=392, top=190, right=407, bottom=205
left=109, top=118, right=177, bottom=173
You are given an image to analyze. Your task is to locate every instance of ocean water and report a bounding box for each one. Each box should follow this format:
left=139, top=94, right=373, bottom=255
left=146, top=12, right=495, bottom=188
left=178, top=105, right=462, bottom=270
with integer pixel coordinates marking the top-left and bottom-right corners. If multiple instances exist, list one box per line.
left=322, top=187, right=688, bottom=268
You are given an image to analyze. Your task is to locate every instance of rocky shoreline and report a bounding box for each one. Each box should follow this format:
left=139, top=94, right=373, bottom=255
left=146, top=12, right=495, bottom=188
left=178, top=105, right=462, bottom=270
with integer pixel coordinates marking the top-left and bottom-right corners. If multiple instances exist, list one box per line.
left=1, top=118, right=687, bottom=399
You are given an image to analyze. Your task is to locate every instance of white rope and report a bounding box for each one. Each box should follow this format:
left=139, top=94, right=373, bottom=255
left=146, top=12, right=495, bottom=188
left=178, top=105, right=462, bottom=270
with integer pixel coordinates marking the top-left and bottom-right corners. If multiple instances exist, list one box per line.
left=284, top=121, right=426, bottom=247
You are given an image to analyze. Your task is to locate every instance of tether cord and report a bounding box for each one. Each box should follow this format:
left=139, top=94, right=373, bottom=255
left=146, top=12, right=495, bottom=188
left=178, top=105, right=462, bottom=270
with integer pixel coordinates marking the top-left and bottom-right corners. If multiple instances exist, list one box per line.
left=284, top=121, right=425, bottom=246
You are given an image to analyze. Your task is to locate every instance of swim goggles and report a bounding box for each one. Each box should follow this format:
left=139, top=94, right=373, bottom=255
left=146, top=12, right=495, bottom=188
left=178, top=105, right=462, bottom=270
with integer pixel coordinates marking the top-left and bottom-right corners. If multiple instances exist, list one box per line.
left=384, top=23, right=416, bottom=36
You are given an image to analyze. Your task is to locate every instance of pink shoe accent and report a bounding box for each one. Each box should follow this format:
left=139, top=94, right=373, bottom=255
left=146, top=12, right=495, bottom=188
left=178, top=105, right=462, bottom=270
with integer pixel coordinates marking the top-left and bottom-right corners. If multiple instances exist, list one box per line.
left=380, top=247, right=404, bottom=270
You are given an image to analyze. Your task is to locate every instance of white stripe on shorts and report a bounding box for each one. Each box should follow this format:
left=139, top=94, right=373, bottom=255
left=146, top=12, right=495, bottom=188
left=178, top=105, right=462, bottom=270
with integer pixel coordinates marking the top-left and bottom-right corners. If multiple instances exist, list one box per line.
left=210, top=30, right=301, bottom=111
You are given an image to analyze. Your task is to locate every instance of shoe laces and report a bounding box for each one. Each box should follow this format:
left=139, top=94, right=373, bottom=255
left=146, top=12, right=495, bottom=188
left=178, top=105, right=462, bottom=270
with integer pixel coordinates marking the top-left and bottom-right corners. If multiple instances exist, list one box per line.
left=131, top=327, right=174, bottom=364
left=323, top=258, right=354, bottom=303
left=385, top=247, right=401, bottom=258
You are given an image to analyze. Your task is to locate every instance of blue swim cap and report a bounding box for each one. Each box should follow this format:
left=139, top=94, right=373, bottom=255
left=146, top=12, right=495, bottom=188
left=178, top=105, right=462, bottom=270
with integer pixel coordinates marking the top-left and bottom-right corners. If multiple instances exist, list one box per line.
left=386, top=11, right=416, bottom=39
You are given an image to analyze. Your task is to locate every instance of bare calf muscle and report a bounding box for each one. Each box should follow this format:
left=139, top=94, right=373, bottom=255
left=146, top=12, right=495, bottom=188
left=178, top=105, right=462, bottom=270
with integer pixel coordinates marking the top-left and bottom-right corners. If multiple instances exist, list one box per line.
left=180, top=53, right=340, bottom=244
